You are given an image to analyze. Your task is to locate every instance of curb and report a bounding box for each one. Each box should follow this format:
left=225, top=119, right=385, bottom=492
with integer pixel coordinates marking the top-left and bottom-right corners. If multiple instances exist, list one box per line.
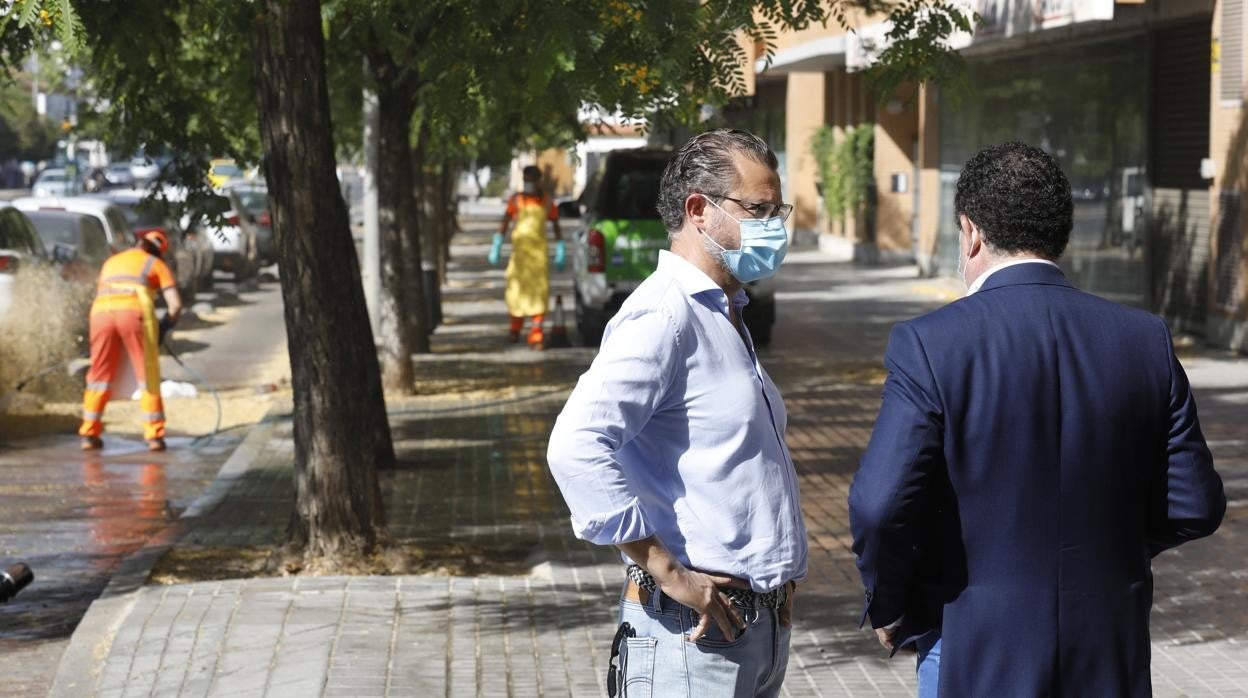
left=49, top=407, right=285, bottom=697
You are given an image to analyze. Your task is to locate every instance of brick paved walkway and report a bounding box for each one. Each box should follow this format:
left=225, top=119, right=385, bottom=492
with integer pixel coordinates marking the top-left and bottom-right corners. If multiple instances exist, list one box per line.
left=52, top=224, right=1248, bottom=696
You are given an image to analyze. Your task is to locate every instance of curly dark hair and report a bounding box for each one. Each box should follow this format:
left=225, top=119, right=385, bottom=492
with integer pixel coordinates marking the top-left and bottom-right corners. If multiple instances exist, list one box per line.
left=954, top=142, right=1073, bottom=259
left=657, top=129, right=778, bottom=235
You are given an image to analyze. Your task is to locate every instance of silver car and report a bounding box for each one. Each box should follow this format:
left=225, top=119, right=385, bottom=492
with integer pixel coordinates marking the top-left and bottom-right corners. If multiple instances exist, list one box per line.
left=32, top=168, right=75, bottom=197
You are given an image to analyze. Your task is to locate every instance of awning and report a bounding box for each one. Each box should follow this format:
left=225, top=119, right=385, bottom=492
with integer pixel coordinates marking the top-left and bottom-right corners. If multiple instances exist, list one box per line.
left=754, top=35, right=847, bottom=76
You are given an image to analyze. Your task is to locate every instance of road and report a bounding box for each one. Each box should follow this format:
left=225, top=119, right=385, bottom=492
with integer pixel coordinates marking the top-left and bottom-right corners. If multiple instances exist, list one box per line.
left=0, top=272, right=288, bottom=697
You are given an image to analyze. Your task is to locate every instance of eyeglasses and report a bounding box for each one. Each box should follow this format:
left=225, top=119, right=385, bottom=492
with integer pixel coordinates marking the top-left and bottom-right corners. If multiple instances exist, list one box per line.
left=707, top=193, right=794, bottom=223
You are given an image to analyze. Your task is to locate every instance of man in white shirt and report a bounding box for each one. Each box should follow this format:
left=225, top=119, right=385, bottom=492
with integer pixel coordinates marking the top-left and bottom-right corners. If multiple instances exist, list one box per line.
left=547, top=129, right=807, bottom=697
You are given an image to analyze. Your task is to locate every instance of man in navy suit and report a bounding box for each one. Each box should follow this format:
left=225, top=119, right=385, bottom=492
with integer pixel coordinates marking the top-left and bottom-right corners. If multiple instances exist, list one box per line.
left=849, top=142, right=1226, bottom=697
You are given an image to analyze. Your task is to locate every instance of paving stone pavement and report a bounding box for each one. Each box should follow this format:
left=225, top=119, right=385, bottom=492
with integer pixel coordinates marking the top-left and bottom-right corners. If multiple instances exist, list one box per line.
left=51, top=223, right=1248, bottom=697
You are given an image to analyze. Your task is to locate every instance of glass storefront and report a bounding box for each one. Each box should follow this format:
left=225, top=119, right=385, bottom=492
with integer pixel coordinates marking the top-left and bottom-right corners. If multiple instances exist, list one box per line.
left=936, top=37, right=1150, bottom=306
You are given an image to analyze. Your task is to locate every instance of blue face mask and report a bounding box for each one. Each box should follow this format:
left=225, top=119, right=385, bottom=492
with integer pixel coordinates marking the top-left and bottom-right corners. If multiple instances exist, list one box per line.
left=700, top=196, right=789, bottom=282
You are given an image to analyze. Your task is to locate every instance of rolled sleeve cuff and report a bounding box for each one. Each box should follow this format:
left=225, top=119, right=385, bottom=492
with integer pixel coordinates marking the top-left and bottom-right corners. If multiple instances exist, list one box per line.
left=570, top=498, right=653, bottom=545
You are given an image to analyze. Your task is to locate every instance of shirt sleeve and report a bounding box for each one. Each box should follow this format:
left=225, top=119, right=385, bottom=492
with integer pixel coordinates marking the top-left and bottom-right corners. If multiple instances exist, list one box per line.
left=504, top=194, right=518, bottom=219
left=150, top=257, right=177, bottom=292
left=546, top=199, right=558, bottom=221
left=546, top=306, right=678, bottom=546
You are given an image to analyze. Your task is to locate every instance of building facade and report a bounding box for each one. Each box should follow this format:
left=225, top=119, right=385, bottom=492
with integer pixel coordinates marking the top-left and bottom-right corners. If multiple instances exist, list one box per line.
left=745, top=0, right=1248, bottom=352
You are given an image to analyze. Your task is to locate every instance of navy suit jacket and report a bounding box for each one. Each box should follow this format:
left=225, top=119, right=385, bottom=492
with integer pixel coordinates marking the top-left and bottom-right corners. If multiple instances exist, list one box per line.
left=849, top=262, right=1226, bottom=697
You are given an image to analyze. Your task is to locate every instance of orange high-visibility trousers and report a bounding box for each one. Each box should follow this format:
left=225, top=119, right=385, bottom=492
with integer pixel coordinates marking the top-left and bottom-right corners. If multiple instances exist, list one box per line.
left=510, top=313, right=545, bottom=346
left=79, top=308, right=165, bottom=441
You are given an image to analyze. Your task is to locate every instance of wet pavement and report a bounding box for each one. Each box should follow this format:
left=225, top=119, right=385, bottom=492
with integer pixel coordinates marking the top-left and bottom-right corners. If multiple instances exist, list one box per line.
left=0, top=276, right=288, bottom=697
left=0, top=436, right=239, bottom=697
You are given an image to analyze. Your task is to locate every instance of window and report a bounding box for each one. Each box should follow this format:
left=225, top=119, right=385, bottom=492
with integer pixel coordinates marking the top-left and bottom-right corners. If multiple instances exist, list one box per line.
left=599, top=156, right=668, bottom=220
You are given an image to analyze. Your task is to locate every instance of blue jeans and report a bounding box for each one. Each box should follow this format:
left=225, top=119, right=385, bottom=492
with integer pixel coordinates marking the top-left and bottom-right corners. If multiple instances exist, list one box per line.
left=915, top=632, right=941, bottom=698
left=613, top=587, right=791, bottom=697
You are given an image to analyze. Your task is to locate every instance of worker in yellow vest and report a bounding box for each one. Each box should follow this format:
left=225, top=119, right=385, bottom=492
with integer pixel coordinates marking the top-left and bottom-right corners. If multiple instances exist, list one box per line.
left=79, top=228, right=182, bottom=452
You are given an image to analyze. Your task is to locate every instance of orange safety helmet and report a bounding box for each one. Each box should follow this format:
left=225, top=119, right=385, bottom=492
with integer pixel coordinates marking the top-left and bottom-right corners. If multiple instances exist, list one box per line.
left=137, top=228, right=170, bottom=257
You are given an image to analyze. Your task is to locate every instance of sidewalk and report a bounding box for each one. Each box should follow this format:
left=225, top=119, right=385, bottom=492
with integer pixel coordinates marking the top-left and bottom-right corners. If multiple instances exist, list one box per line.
left=51, top=225, right=1248, bottom=697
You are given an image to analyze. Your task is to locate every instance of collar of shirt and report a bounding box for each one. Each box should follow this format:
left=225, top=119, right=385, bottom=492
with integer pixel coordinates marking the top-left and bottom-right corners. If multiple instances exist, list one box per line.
left=966, top=258, right=1060, bottom=296
left=657, top=249, right=750, bottom=312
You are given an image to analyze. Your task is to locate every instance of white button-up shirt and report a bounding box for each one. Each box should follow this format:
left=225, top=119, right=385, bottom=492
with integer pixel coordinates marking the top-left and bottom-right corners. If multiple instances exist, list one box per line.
left=547, top=250, right=808, bottom=592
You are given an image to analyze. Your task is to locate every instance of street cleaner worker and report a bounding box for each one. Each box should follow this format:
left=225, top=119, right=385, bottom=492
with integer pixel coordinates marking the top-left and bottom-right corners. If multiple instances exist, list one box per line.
left=492, top=165, right=564, bottom=348
left=79, top=228, right=181, bottom=452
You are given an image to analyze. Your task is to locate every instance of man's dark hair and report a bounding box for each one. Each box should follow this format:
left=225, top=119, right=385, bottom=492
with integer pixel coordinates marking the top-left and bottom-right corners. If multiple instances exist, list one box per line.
left=954, top=141, right=1073, bottom=259
left=522, top=165, right=541, bottom=181
left=657, top=128, right=779, bottom=234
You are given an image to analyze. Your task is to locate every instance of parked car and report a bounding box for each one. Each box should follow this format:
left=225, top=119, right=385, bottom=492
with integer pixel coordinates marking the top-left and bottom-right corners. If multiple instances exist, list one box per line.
left=95, top=188, right=213, bottom=300
left=128, top=155, right=161, bottom=184
left=12, top=196, right=133, bottom=252
left=24, top=209, right=111, bottom=285
left=0, top=205, right=50, bottom=319
left=32, top=168, right=75, bottom=197
left=566, top=148, right=778, bottom=346
left=184, top=192, right=257, bottom=281
left=207, top=159, right=244, bottom=188
left=223, top=183, right=274, bottom=265
left=104, top=163, right=137, bottom=190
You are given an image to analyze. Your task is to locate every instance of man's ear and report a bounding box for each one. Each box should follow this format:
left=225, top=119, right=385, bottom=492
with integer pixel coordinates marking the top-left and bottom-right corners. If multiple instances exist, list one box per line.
left=685, top=193, right=709, bottom=230
left=960, top=214, right=983, bottom=258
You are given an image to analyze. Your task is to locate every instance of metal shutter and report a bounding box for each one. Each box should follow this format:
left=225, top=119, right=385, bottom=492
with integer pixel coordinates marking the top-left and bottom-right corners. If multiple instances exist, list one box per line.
left=1222, top=0, right=1244, bottom=104
left=1154, top=19, right=1212, bottom=189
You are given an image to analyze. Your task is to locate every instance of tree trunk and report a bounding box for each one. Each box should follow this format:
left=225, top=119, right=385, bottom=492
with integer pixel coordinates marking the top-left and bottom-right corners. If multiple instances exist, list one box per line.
left=407, top=129, right=434, bottom=340
left=436, top=163, right=455, bottom=283
left=252, top=0, right=391, bottom=565
left=370, top=56, right=428, bottom=388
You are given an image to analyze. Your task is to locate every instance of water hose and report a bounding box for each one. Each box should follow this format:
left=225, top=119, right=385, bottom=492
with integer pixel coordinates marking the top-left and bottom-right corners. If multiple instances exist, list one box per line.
left=161, top=339, right=223, bottom=447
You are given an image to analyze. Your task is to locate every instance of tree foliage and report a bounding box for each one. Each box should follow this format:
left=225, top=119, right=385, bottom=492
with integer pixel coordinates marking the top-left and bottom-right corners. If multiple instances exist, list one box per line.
left=0, top=81, right=58, bottom=159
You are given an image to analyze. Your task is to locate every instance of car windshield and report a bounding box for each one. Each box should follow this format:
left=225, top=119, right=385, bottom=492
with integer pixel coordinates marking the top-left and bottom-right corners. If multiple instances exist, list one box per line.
left=233, top=189, right=268, bottom=212
left=213, top=164, right=243, bottom=177
left=26, top=211, right=83, bottom=247
left=38, top=171, right=67, bottom=183
left=598, top=156, right=668, bottom=220
left=27, top=211, right=110, bottom=261
left=116, top=200, right=173, bottom=229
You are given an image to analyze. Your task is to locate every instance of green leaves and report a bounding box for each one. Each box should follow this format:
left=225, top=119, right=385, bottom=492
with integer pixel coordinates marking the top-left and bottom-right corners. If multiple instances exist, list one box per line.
left=5, top=0, right=87, bottom=53
left=810, top=123, right=873, bottom=221
left=861, top=0, right=979, bottom=100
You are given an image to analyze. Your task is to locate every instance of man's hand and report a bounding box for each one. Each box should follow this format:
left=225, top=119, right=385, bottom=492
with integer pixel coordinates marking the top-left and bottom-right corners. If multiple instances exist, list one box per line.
left=615, top=536, right=747, bottom=643
left=875, top=625, right=898, bottom=652
left=655, top=567, right=746, bottom=643
left=874, top=623, right=916, bottom=655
